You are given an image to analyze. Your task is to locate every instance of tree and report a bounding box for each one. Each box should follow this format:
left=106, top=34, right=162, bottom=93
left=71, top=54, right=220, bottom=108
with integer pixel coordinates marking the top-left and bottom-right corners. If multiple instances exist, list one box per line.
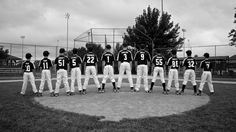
left=229, top=8, right=236, bottom=46
left=123, top=6, right=184, bottom=57
left=85, top=42, right=105, bottom=60
left=0, top=46, right=9, bottom=66
left=0, top=47, right=9, bottom=59
left=113, top=42, right=123, bottom=58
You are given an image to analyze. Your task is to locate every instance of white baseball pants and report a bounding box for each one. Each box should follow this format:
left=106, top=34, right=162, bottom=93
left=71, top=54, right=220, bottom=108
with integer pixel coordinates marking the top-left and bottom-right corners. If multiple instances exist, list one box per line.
left=39, top=70, right=53, bottom=93
left=152, top=67, right=165, bottom=83
left=167, top=69, right=179, bottom=91
left=21, top=72, right=38, bottom=94
left=117, top=62, right=133, bottom=88
left=83, top=66, right=100, bottom=89
left=135, top=65, right=148, bottom=91
left=71, top=67, right=82, bottom=92
left=182, top=69, right=197, bottom=85
left=199, top=71, right=214, bottom=92
left=54, top=69, right=70, bottom=93
left=102, top=65, right=115, bottom=83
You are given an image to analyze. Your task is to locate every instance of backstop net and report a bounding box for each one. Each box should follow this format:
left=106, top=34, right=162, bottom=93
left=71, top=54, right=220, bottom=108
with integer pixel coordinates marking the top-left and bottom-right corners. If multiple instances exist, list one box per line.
left=74, top=28, right=127, bottom=51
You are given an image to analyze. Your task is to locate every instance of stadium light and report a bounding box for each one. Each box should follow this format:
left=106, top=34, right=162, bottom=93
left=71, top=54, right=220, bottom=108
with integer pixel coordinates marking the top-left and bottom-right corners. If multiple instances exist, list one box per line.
left=20, top=36, right=25, bottom=61
left=65, top=13, right=70, bottom=51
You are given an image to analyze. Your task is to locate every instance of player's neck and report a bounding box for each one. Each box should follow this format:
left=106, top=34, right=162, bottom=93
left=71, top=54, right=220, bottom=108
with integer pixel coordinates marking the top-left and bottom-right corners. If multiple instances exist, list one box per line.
left=26, top=59, right=31, bottom=61
left=44, top=56, right=48, bottom=59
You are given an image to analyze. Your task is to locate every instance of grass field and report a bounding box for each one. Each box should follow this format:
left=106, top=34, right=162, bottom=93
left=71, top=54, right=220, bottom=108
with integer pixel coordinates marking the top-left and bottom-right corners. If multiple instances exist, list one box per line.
left=0, top=78, right=236, bottom=132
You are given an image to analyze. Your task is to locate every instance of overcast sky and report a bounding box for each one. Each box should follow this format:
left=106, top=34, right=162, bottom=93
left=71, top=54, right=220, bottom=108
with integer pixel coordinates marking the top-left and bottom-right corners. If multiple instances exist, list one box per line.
left=0, top=0, right=235, bottom=50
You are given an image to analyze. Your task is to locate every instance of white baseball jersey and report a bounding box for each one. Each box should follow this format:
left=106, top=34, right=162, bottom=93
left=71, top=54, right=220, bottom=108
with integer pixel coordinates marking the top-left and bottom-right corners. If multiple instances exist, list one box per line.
left=151, top=55, right=165, bottom=83
left=101, top=51, right=115, bottom=83
left=182, top=57, right=197, bottom=85
left=70, top=55, right=82, bottom=92
left=199, top=59, right=214, bottom=92
left=83, top=52, right=100, bottom=89
left=117, top=49, right=134, bottom=88
left=54, top=55, right=70, bottom=93
left=21, top=61, right=37, bottom=94
left=134, top=49, right=151, bottom=91
left=38, top=58, right=53, bottom=93
left=167, top=56, right=180, bottom=91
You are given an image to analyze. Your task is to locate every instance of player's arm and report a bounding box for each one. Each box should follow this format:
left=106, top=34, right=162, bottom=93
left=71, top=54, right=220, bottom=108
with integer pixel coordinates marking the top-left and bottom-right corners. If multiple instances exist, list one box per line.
left=32, top=63, right=36, bottom=75
left=101, top=55, right=105, bottom=73
left=117, top=52, right=121, bottom=72
left=83, top=55, right=86, bottom=74
left=129, top=52, right=133, bottom=71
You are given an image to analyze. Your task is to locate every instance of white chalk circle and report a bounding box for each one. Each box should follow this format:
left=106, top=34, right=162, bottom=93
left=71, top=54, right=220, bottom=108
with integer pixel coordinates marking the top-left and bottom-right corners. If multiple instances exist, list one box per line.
left=34, top=83, right=210, bottom=121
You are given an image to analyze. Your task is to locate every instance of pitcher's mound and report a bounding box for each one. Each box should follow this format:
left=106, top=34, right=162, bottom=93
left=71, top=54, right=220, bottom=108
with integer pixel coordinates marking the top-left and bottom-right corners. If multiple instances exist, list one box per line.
left=34, top=83, right=210, bottom=121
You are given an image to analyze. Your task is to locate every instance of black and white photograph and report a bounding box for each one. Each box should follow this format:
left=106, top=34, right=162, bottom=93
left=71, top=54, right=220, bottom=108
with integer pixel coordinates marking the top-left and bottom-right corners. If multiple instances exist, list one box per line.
left=0, top=0, right=236, bottom=131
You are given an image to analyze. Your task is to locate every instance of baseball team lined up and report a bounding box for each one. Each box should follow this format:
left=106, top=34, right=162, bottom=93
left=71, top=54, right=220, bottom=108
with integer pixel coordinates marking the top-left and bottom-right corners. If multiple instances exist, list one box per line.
left=20, top=43, right=214, bottom=97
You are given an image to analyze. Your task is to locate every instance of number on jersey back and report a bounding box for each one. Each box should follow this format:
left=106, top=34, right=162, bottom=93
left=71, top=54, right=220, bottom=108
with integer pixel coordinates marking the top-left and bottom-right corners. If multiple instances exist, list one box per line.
left=39, top=58, right=52, bottom=70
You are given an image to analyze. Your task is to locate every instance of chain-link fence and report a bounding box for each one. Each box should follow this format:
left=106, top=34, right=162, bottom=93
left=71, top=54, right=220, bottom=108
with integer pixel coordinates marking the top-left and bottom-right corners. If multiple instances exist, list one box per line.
left=1, top=41, right=236, bottom=78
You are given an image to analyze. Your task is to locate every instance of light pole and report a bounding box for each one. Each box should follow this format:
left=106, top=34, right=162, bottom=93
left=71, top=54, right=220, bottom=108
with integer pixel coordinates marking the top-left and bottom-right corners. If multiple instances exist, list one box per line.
left=20, top=36, right=25, bottom=61
left=65, top=13, right=70, bottom=51
left=161, top=0, right=164, bottom=14
left=182, top=29, right=186, bottom=57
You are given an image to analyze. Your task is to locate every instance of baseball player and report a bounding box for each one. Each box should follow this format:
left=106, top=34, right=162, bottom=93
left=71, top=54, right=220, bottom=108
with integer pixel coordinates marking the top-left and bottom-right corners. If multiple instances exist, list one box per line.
left=117, top=43, right=134, bottom=92
left=134, top=44, right=151, bottom=92
left=197, top=53, right=214, bottom=96
left=54, top=48, right=70, bottom=97
left=38, top=51, right=54, bottom=97
left=101, top=45, right=116, bottom=92
left=83, top=46, right=101, bottom=94
left=180, top=50, right=197, bottom=95
left=20, top=53, right=38, bottom=96
left=150, top=49, right=166, bottom=93
left=166, top=49, right=180, bottom=94
left=70, top=48, right=82, bottom=95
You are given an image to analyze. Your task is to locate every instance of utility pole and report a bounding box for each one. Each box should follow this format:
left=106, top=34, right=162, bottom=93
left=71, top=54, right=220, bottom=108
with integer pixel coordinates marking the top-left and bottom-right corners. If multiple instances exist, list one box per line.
left=182, top=29, right=186, bottom=57
left=20, top=36, right=25, bottom=61
left=65, top=13, right=70, bottom=51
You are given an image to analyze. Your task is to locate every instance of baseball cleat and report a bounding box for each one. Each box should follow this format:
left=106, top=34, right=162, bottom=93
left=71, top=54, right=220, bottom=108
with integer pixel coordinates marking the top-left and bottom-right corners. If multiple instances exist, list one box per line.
left=101, top=89, right=105, bottom=93
left=38, top=92, right=43, bottom=97
left=66, top=92, right=71, bottom=96
left=162, top=91, right=168, bottom=95
left=79, top=90, right=82, bottom=95
left=34, top=92, right=39, bottom=96
left=98, top=88, right=101, bottom=93
left=178, top=91, right=184, bottom=95
left=210, top=92, right=214, bottom=95
left=82, top=89, right=87, bottom=95
left=175, top=90, right=180, bottom=95
left=116, top=88, right=120, bottom=93
left=197, top=93, right=201, bottom=96
left=70, top=92, right=75, bottom=96
left=113, top=88, right=117, bottom=93
left=50, top=92, right=54, bottom=97
left=54, top=93, right=59, bottom=97
left=20, top=93, right=25, bottom=96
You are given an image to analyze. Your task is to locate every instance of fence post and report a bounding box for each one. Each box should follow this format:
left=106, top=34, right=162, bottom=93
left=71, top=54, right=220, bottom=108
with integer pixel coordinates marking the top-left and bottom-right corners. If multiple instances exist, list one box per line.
left=214, top=45, right=217, bottom=75
left=35, top=44, right=36, bottom=61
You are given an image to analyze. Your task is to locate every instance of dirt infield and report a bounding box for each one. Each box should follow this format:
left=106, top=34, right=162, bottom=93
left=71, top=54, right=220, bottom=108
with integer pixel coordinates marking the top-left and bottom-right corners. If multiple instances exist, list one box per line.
left=34, top=83, right=210, bottom=121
